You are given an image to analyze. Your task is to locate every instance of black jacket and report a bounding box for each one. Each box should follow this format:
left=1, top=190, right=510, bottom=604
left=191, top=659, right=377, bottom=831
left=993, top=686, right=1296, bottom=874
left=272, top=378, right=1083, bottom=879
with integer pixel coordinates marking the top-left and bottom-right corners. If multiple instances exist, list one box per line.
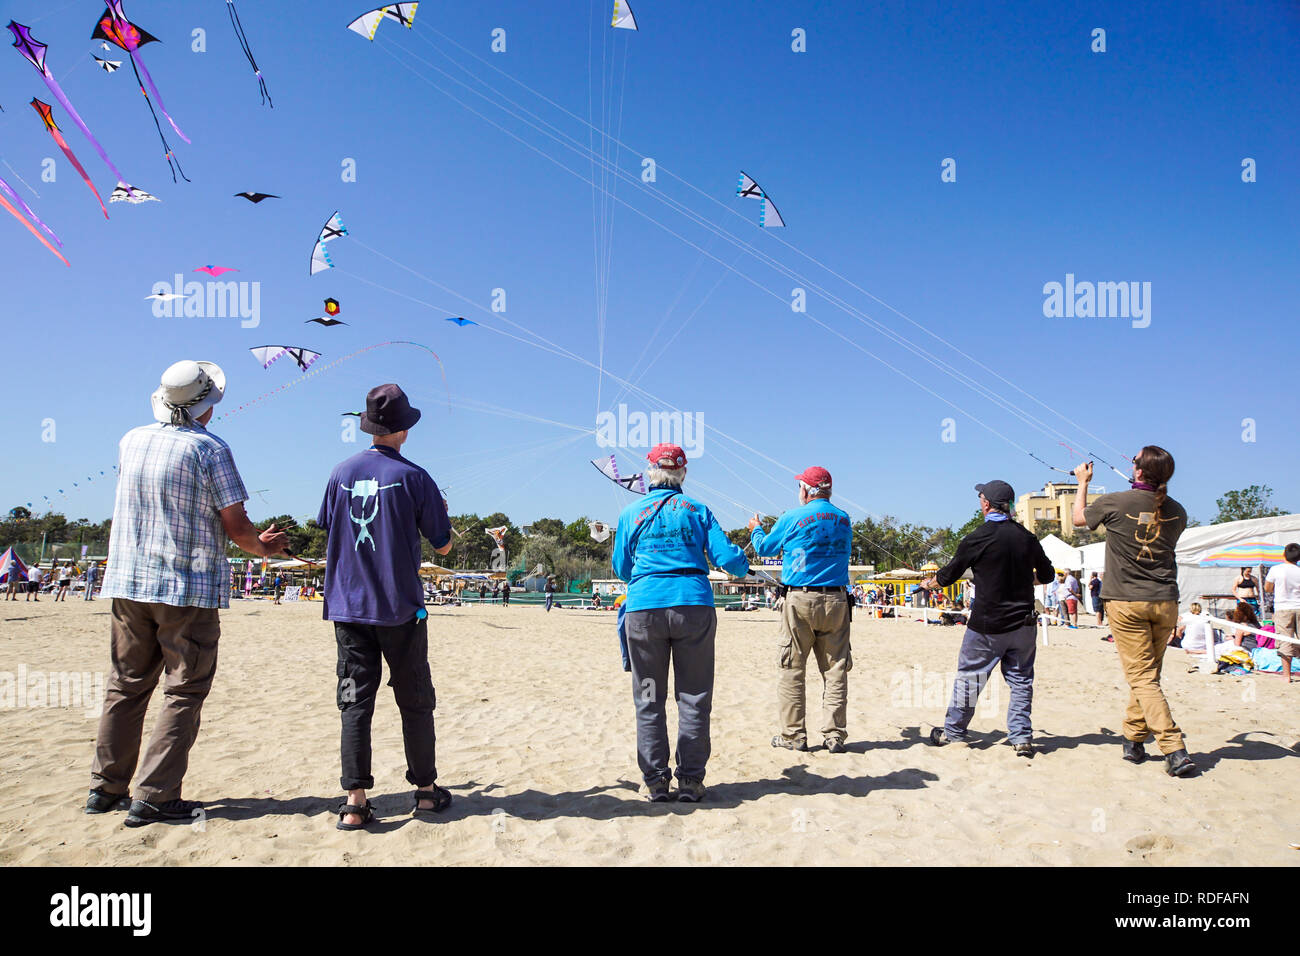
left=936, top=518, right=1055, bottom=635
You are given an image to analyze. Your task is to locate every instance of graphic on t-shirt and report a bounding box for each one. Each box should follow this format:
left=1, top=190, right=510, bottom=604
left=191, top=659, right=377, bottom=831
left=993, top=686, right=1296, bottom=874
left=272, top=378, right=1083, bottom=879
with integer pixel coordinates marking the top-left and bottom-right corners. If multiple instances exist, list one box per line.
left=341, top=478, right=402, bottom=551
left=1126, top=508, right=1176, bottom=563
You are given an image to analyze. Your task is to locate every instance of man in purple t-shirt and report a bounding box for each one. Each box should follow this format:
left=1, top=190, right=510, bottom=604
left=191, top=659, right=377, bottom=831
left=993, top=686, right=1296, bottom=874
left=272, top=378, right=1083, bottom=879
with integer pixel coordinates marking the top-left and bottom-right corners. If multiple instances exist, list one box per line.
left=318, top=384, right=453, bottom=830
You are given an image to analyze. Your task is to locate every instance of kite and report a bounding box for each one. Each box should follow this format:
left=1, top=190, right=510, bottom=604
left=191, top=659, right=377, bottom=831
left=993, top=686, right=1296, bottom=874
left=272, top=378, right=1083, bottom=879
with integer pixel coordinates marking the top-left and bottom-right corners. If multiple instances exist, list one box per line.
left=736, top=171, right=785, bottom=228
left=29, top=99, right=109, bottom=219
left=225, top=0, right=272, bottom=107
left=591, top=454, right=646, bottom=495
left=195, top=265, right=238, bottom=277
left=309, top=298, right=346, bottom=326
left=92, top=54, right=121, bottom=72
left=342, top=411, right=362, bottom=417
left=9, top=23, right=136, bottom=205
left=93, top=2, right=191, bottom=182
left=0, top=172, right=61, bottom=248
left=589, top=520, right=612, bottom=543
left=310, top=211, right=348, bottom=275
left=324, top=298, right=341, bottom=316
left=235, top=191, right=278, bottom=203
left=145, top=292, right=185, bottom=302
left=110, top=184, right=158, bottom=203
left=611, top=0, right=638, bottom=30
left=0, top=174, right=69, bottom=266
left=250, top=346, right=322, bottom=373
left=446, top=316, right=477, bottom=327
left=347, top=4, right=419, bottom=40
left=307, top=317, right=347, bottom=327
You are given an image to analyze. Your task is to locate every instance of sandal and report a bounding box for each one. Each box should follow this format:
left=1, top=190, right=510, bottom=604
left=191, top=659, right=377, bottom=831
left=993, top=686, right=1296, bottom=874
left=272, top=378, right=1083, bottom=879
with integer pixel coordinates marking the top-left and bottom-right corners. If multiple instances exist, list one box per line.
left=336, top=800, right=375, bottom=831
left=412, top=786, right=452, bottom=815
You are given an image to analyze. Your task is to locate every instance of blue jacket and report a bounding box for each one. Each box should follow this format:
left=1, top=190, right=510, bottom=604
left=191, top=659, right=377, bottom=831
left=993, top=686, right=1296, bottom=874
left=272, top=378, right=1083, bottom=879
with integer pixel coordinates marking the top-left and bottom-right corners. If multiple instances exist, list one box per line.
left=750, top=499, right=852, bottom=587
left=613, top=486, right=750, bottom=612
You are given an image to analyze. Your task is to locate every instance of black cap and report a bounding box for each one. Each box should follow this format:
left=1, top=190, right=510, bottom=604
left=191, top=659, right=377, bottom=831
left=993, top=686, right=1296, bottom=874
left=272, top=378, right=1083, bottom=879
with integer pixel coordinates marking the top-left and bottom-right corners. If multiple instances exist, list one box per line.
left=360, top=384, right=421, bottom=435
left=975, top=480, right=1014, bottom=507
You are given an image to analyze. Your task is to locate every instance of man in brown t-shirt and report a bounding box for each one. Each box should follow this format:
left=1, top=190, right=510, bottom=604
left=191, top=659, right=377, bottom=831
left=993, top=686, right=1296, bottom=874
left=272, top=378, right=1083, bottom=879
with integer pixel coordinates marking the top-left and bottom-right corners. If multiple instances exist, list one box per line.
left=1073, top=453, right=1195, bottom=777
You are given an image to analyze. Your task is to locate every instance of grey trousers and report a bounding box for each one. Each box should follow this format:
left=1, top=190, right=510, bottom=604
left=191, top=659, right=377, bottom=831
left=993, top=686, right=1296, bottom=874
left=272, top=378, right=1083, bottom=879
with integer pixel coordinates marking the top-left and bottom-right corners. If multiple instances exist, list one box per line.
left=624, top=605, right=717, bottom=784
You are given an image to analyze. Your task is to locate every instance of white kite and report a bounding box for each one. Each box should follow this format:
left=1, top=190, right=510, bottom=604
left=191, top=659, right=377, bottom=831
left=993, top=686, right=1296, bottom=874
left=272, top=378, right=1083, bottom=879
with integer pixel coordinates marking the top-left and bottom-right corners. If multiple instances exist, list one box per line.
left=310, top=211, right=348, bottom=275
left=92, top=54, right=121, bottom=73
left=611, top=0, right=638, bottom=30
left=589, top=520, right=612, bottom=543
left=250, top=346, right=322, bottom=373
left=110, top=184, right=159, bottom=204
left=736, top=170, right=785, bottom=228
left=591, top=454, right=646, bottom=495
left=347, top=4, right=419, bottom=40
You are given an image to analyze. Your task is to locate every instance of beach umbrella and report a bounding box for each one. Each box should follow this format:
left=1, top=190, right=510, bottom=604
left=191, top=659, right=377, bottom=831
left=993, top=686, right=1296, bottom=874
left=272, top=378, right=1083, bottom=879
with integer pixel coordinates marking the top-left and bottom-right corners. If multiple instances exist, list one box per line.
left=1194, top=541, right=1287, bottom=567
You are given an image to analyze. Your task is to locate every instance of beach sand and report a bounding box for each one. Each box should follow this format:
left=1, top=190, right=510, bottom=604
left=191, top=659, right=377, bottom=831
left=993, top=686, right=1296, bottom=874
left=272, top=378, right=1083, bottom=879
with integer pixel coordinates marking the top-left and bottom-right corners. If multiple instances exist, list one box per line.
left=0, top=598, right=1296, bottom=866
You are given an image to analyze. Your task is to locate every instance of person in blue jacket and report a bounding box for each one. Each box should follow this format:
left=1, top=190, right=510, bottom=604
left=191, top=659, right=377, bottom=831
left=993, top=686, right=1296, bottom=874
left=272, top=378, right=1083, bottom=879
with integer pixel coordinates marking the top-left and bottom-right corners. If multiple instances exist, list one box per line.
left=612, top=443, right=750, bottom=803
left=749, top=466, right=853, bottom=753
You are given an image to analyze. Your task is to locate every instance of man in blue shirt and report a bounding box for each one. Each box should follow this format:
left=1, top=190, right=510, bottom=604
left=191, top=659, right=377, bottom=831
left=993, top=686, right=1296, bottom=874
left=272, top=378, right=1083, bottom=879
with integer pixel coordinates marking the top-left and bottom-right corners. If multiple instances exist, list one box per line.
left=318, top=384, right=453, bottom=830
left=749, top=466, right=853, bottom=753
left=612, top=443, right=749, bottom=803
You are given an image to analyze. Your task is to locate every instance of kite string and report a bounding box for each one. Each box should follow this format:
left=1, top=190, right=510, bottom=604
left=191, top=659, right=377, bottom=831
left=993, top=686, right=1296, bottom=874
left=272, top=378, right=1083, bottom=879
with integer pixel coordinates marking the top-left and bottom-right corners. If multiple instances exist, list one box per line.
left=225, top=0, right=272, bottom=107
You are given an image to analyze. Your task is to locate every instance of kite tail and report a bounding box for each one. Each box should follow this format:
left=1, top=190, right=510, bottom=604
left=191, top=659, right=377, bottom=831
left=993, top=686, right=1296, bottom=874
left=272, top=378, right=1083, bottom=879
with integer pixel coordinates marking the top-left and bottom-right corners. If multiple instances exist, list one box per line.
left=0, top=190, right=69, bottom=267
left=49, top=129, right=108, bottom=219
left=128, top=50, right=189, bottom=145
left=226, top=0, right=272, bottom=107
left=0, top=173, right=62, bottom=247
left=40, top=72, right=132, bottom=187
left=127, top=55, right=189, bottom=183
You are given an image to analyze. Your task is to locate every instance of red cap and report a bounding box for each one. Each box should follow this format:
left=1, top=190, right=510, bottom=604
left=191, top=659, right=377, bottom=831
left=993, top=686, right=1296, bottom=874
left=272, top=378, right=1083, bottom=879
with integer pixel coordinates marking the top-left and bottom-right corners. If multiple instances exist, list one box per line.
left=647, top=443, right=687, bottom=467
left=795, top=466, right=832, bottom=489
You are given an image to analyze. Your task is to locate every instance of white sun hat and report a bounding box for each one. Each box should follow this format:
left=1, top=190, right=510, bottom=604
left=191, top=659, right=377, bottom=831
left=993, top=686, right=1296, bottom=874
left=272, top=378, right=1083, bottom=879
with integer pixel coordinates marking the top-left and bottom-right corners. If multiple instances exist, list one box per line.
left=150, top=360, right=227, bottom=425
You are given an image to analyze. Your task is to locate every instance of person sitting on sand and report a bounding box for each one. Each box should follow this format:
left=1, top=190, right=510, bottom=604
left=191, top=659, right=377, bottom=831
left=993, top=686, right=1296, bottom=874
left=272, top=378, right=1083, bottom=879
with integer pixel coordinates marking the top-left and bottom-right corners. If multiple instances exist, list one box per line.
left=318, top=385, right=454, bottom=831
left=613, top=443, right=749, bottom=803
left=1227, top=601, right=1261, bottom=651
left=90, top=360, right=289, bottom=826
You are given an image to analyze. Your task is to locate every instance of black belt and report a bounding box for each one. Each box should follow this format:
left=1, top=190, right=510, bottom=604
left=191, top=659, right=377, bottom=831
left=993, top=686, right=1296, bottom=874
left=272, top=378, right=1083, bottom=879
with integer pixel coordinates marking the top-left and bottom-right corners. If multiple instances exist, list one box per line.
left=786, top=585, right=844, bottom=593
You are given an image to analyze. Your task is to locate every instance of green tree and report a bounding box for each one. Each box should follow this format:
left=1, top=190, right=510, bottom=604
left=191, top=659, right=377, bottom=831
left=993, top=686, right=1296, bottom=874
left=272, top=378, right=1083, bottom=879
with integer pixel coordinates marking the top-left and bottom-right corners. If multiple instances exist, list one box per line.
left=1212, top=485, right=1287, bottom=524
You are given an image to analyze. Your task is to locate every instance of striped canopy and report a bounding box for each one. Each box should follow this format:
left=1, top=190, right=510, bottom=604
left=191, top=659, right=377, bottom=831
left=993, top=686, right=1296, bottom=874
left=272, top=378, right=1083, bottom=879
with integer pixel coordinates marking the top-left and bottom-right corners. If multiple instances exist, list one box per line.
left=1195, top=541, right=1287, bottom=567
left=0, top=547, right=29, bottom=584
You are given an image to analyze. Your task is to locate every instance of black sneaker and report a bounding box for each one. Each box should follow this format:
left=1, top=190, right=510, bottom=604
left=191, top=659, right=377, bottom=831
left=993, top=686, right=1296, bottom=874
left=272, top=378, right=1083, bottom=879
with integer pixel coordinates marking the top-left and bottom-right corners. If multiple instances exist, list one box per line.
left=928, top=727, right=956, bottom=746
left=1013, top=741, right=1035, bottom=759
left=84, top=788, right=131, bottom=814
left=1122, top=739, right=1147, bottom=764
left=771, top=735, right=809, bottom=752
left=675, top=777, right=706, bottom=803
left=124, top=798, right=204, bottom=827
left=824, top=738, right=847, bottom=754
left=645, top=779, right=672, bottom=803
left=1165, top=749, right=1198, bottom=778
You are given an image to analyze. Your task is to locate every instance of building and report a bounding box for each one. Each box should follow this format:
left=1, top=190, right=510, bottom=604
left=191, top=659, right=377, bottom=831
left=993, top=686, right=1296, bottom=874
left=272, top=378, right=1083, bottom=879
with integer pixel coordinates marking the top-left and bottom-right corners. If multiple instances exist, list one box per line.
left=1015, top=481, right=1106, bottom=535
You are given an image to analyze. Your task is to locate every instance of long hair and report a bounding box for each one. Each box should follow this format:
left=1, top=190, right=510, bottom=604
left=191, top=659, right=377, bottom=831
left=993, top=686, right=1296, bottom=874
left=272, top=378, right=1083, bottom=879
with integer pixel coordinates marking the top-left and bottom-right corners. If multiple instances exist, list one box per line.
left=1231, top=601, right=1259, bottom=629
left=1134, top=445, right=1175, bottom=520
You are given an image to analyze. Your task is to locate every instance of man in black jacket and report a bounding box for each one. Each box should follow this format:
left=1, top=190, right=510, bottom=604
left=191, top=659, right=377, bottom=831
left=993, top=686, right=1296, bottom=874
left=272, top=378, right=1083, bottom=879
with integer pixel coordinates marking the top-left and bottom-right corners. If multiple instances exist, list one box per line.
left=922, top=480, right=1055, bottom=758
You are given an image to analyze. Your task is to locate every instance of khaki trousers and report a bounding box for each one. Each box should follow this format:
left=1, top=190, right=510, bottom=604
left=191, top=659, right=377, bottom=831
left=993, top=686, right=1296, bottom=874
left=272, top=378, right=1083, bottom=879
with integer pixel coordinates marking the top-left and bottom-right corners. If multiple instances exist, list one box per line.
left=777, top=590, right=852, bottom=745
left=91, top=599, right=221, bottom=803
left=1107, top=599, right=1184, bottom=754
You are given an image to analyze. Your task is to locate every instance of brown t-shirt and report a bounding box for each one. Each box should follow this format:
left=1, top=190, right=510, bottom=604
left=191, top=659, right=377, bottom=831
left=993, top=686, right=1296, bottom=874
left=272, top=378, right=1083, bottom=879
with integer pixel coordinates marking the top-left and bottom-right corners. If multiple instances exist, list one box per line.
left=1085, top=489, right=1187, bottom=602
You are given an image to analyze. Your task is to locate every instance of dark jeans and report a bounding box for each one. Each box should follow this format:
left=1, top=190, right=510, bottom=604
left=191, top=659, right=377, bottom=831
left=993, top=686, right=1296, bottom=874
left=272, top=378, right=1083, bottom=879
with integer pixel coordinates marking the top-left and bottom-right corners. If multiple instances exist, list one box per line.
left=335, top=617, right=437, bottom=791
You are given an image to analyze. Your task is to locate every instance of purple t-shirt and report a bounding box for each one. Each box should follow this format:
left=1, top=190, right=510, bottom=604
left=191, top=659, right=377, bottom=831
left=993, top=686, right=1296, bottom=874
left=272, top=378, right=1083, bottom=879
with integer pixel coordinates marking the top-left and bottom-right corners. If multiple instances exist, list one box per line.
left=318, top=445, right=451, bottom=626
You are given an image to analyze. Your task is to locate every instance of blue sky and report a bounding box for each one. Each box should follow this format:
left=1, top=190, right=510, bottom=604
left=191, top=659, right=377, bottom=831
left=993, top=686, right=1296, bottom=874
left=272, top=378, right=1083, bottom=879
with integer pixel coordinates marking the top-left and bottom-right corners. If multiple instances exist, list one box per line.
left=0, top=0, right=1296, bottom=533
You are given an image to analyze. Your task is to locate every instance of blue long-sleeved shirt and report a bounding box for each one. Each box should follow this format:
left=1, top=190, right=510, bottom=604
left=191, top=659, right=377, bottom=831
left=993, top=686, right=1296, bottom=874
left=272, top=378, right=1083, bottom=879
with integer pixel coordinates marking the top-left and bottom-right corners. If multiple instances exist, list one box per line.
left=613, top=486, right=750, bottom=612
left=750, top=499, right=852, bottom=587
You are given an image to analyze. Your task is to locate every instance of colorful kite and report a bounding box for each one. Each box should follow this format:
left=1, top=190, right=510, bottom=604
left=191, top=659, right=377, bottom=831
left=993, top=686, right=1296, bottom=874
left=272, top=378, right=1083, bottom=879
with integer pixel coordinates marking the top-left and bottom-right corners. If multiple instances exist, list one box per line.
left=250, top=346, right=322, bottom=373
left=310, top=211, right=348, bottom=275
left=736, top=171, right=785, bottom=228
left=591, top=454, right=646, bottom=495
left=0, top=172, right=61, bottom=248
left=225, top=0, right=271, bottom=106
left=347, top=4, right=419, bottom=40
left=9, top=22, right=136, bottom=202
left=324, top=298, right=341, bottom=316
left=92, top=54, right=121, bottom=72
left=93, top=3, right=190, bottom=182
left=29, top=99, right=108, bottom=218
left=110, top=184, right=158, bottom=203
left=611, top=0, right=638, bottom=30
left=195, top=265, right=238, bottom=277
left=0, top=173, right=69, bottom=266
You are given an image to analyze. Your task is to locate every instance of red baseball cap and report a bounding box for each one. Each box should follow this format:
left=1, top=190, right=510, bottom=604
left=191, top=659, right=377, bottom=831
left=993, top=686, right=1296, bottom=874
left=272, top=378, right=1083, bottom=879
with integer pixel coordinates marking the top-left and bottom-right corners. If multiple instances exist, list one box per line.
left=647, top=443, right=687, bottom=467
left=795, top=466, right=832, bottom=489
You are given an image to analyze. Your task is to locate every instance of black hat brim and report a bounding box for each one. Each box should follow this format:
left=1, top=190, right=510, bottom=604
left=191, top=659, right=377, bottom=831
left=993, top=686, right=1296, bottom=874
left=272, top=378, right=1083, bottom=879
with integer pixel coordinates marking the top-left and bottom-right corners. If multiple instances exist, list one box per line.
left=360, top=406, right=421, bottom=436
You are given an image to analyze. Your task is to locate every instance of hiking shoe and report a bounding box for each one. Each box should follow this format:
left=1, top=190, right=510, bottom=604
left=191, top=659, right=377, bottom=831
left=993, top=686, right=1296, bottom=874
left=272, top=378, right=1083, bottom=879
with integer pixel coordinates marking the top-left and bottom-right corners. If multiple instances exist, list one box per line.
left=84, top=788, right=131, bottom=814
left=928, top=727, right=957, bottom=746
left=824, top=737, right=847, bottom=754
left=675, top=777, right=706, bottom=803
left=1122, top=739, right=1147, bottom=764
left=771, top=735, right=808, bottom=752
left=1012, top=741, right=1035, bottom=759
left=645, top=779, right=672, bottom=803
left=124, top=798, right=203, bottom=827
left=1165, top=749, right=1198, bottom=778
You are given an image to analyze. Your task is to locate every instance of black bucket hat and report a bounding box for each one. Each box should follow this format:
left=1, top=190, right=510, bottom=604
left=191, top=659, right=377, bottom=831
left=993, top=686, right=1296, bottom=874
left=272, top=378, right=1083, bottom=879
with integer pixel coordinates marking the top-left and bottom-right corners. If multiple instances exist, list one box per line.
left=360, top=384, right=421, bottom=436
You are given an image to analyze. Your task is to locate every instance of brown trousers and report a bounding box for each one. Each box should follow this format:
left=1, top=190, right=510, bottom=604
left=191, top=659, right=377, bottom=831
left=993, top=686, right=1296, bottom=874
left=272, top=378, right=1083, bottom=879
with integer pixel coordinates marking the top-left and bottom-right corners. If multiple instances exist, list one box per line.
left=776, top=590, right=852, bottom=745
left=91, top=598, right=221, bottom=803
left=1108, top=599, right=1184, bottom=754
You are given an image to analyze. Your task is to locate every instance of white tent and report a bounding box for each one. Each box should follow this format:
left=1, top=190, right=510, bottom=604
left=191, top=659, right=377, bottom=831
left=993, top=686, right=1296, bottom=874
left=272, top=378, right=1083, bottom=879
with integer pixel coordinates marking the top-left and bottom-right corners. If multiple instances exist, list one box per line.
left=1175, top=513, right=1300, bottom=611
left=1038, top=534, right=1082, bottom=570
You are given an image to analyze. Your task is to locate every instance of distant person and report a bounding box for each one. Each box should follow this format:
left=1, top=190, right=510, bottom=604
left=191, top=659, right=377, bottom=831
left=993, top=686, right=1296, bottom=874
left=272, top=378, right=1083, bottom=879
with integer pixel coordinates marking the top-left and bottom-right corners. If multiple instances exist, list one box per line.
left=501, top=581, right=510, bottom=606
left=1089, top=572, right=1104, bottom=624
left=4, top=563, right=24, bottom=601
left=1227, top=601, right=1261, bottom=651
left=319, top=385, right=454, bottom=830
left=83, top=562, right=98, bottom=601
left=1264, top=544, right=1300, bottom=683
left=924, top=480, right=1053, bottom=758
left=591, top=591, right=602, bottom=609
left=544, top=576, right=556, bottom=612
left=1170, top=603, right=1214, bottom=655
left=27, top=564, right=43, bottom=602
left=1233, top=567, right=1260, bottom=616
left=56, top=565, right=72, bottom=602
left=1063, top=570, right=1081, bottom=626
left=750, top=466, right=853, bottom=754
left=613, top=444, right=749, bottom=802
left=91, top=360, right=289, bottom=825
left=1074, top=447, right=1195, bottom=777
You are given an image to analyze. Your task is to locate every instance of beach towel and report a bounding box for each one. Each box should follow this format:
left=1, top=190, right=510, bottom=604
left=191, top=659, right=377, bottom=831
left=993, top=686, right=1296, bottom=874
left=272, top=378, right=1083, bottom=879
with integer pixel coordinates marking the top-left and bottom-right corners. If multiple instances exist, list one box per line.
left=1251, top=647, right=1295, bottom=673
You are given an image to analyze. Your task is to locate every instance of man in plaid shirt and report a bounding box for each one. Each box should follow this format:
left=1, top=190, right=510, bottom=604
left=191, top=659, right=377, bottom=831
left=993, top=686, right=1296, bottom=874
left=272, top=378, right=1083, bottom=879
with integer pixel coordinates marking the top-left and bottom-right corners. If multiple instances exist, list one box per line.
left=88, top=360, right=289, bottom=827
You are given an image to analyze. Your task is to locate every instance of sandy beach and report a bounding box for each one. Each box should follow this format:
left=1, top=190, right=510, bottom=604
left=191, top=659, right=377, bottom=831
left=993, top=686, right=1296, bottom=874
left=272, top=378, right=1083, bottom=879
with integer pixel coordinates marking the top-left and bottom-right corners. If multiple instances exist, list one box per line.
left=0, top=598, right=1296, bottom=866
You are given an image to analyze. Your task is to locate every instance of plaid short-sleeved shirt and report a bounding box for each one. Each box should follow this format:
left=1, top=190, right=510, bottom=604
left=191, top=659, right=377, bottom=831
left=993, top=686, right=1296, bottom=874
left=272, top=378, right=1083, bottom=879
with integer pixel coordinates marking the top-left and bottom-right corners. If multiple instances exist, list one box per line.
left=100, top=423, right=249, bottom=609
